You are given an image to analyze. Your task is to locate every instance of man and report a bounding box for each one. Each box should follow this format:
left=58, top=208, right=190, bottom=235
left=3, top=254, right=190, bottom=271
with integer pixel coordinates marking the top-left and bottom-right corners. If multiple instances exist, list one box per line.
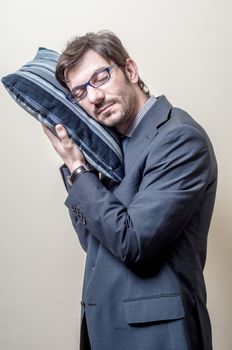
left=43, top=31, right=217, bottom=350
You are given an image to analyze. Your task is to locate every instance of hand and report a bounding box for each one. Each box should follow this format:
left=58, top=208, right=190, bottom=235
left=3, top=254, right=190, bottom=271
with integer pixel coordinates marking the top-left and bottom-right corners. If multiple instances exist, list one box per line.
left=42, top=124, right=86, bottom=173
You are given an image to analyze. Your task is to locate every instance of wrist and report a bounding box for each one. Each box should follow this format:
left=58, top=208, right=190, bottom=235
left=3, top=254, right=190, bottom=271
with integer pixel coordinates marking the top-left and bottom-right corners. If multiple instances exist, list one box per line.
left=67, top=163, right=95, bottom=186
left=68, top=161, right=86, bottom=173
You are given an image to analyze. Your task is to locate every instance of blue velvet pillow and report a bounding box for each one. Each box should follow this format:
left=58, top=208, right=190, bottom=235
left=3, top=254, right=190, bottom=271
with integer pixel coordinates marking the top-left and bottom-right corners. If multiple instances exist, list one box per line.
left=1, top=48, right=124, bottom=182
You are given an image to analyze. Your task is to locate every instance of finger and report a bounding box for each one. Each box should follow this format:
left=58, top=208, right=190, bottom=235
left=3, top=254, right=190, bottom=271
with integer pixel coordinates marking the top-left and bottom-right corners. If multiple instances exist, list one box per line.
left=42, top=124, right=58, bottom=142
left=42, top=124, right=63, bottom=153
left=42, top=124, right=49, bottom=133
left=55, top=124, right=73, bottom=148
left=55, top=124, right=68, bottom=140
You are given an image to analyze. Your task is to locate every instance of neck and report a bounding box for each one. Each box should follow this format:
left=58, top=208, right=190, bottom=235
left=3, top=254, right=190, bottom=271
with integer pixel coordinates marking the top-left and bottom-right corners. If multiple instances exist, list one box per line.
left=117, top=91, right=149, bottom=135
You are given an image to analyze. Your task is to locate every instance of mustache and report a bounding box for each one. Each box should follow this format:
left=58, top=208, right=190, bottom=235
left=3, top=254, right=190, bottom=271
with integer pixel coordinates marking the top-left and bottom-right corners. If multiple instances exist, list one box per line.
left=94, top=99, right=117, bottom=115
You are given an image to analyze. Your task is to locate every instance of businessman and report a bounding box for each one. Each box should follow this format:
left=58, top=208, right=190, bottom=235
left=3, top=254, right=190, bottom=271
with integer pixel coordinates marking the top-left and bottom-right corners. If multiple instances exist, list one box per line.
left=43, top=31, right=217, bottom=350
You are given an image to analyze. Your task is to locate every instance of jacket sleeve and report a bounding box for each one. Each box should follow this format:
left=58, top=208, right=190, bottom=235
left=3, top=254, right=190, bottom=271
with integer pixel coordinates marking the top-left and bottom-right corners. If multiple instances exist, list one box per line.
left=59, top=164, right=90, bottom=252
left=64, top=124, right=211, bottom=265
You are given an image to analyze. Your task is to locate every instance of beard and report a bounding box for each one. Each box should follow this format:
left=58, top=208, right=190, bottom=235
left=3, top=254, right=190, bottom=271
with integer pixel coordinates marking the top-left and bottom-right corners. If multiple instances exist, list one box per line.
left=92, top=88, right=138, bottom=133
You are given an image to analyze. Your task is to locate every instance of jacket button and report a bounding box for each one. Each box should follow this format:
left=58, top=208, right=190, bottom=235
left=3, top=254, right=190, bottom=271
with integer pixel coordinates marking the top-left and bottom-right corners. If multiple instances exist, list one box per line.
left=80, top=217, right=86, bottom=225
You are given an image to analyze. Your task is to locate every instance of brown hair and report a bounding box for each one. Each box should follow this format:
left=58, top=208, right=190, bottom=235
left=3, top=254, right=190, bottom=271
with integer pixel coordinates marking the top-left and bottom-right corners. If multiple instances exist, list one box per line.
left=55, top=30, right=150, bottom=97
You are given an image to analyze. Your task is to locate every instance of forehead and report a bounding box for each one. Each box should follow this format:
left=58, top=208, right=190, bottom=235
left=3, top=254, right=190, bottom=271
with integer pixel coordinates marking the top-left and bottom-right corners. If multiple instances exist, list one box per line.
left=65, top=49, right=112, bottom=90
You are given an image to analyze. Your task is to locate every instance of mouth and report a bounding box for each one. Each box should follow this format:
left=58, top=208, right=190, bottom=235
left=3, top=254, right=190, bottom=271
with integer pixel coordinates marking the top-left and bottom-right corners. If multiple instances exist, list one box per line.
left=97, top=102, right=115, bottom=115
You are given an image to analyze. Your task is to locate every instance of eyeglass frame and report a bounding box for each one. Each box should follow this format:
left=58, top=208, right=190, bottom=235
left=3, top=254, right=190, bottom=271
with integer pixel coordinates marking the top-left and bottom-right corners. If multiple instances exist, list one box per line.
left=66, top=63, right=118, bottom=104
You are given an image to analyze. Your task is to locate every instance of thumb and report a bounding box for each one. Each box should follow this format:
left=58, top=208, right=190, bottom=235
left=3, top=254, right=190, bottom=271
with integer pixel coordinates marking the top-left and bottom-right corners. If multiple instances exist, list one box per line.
left=55, top=124, right=68, bottom=141
left=55, top=124, right=74, bottom=150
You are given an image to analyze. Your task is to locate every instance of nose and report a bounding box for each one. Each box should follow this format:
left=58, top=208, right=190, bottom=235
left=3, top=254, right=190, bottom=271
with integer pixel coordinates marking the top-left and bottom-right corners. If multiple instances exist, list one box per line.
left=87, top=85, right=105, bottom=104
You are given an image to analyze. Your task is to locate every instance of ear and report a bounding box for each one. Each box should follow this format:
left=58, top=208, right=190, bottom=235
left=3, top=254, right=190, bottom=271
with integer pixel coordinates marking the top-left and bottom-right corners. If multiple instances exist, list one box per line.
left=124, top=58, right=139, bottom=84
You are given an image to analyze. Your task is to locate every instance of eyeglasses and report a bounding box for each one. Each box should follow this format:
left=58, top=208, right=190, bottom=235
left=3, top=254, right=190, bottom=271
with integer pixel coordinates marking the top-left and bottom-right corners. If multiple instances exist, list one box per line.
left=67, top=64, right=118, bottom=103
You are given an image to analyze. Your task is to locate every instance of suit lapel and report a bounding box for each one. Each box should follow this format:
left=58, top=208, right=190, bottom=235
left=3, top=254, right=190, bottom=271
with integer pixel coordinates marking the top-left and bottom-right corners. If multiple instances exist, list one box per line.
left=123, top=95, right=173, bottom=172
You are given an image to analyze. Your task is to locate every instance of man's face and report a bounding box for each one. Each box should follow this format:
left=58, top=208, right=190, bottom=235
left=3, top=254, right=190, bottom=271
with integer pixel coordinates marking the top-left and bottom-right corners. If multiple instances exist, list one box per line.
left=65, top=49, right=141, bottom=134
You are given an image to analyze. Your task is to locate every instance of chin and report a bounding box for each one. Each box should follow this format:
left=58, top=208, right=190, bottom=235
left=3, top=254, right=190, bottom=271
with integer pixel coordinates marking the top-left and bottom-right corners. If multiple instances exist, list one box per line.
left=99, top=110, right=123, bottom=126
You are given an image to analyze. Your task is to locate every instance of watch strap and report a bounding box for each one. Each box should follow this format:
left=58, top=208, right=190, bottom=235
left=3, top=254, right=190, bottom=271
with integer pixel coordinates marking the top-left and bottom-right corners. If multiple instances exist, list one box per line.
left=67, top=163, right=95, bottom=185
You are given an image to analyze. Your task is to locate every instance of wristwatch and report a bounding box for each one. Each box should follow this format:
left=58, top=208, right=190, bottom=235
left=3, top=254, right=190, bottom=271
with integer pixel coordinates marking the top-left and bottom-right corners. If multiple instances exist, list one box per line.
left=67, top=163, right=95, bottom=186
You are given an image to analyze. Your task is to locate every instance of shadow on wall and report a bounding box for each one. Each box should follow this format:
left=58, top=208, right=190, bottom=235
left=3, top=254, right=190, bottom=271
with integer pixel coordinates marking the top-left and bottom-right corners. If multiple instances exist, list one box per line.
left=205, top=188, right=232, bottom=348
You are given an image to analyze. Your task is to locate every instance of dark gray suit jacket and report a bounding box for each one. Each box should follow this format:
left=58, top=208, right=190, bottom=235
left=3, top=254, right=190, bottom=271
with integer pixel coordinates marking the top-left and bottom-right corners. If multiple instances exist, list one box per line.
left=61, top=96, right=217, bottom=350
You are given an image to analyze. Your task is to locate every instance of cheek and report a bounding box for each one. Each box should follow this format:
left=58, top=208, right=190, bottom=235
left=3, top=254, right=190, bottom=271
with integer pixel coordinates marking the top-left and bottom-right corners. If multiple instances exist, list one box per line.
left=109, top=85, right=129, bottom=103
left=78, top=100, right=94, bottom=115
left=107, top=75, right=129, bottom=97
left=118, top=86, right=134, bottom=106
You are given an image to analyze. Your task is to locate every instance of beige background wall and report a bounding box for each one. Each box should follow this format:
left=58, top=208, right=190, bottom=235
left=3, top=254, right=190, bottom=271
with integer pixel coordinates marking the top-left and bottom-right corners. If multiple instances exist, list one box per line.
left=0, top=0, right=231, bottom=349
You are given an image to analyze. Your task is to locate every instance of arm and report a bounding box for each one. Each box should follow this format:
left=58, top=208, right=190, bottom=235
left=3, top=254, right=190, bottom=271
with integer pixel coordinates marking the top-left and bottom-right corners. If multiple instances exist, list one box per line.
left=64, top=124, right=210, bottom=266
left=59, top=164, right=90, bottom=252
left=42, top=124, right=90, bottom=252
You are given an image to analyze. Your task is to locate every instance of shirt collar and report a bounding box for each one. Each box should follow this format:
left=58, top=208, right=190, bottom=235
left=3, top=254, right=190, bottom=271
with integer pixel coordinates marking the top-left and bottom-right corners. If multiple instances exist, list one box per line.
left=124, top=95, right=157, bottom=137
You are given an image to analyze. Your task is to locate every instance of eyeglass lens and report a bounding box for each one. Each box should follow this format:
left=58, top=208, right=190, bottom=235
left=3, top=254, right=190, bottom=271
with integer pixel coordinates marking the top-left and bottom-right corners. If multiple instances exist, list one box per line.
left=71, top=65, right=116, bottom=102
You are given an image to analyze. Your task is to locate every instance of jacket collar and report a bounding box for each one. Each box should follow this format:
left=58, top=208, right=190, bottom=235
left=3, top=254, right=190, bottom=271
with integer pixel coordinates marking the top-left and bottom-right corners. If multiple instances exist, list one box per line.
left=123, top=95, right=173, bottom=172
